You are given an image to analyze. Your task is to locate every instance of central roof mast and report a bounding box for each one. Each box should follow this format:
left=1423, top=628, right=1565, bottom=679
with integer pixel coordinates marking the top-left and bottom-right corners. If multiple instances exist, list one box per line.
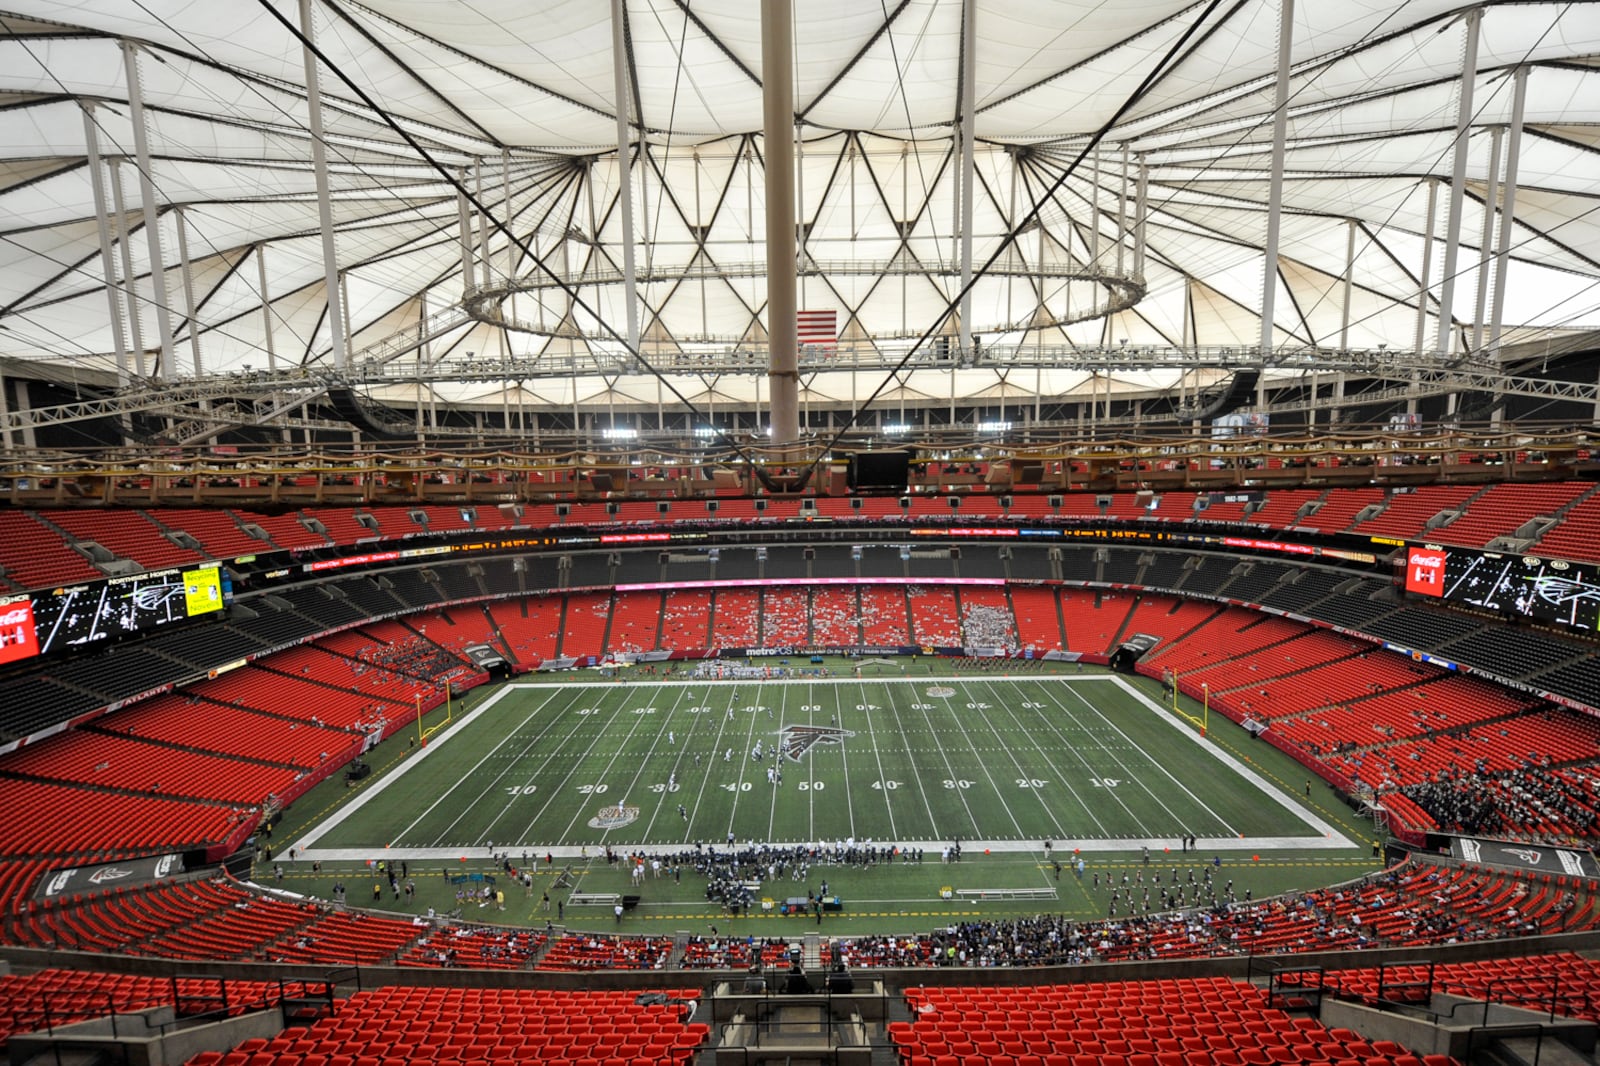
left=762, top=0, right=800, bottom=458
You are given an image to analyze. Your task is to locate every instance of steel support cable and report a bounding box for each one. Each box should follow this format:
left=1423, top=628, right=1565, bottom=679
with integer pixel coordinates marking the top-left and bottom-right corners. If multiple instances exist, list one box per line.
left=253, top=0, right=770, bottom=475
left=799, top=0, right=1231, bottom=487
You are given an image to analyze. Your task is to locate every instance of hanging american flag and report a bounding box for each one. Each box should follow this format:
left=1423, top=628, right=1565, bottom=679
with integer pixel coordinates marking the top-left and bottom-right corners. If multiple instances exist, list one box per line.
left=796, top=309, right=838, bottom=353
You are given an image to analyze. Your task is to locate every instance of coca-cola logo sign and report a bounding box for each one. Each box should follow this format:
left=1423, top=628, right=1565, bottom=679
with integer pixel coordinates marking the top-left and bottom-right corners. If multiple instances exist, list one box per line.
left=0, top=597, right=37, bottom=666
left=1404, top=547, right=1447, bottom=598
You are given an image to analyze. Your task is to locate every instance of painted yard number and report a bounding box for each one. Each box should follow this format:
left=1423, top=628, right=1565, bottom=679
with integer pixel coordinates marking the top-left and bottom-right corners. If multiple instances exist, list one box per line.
left=577, top=784, right=608, bottom=795
left=1016, top=778, right=1048, bottom=789
left=648, top=783, right=681, bottom=793
left=722, top=782, right=753, bottom=792
left=796, top=781, right=824, bottom=791
left=943, top=779, right=973, bottom=790
left=506, top=785, right=537, bottom=796
left=1091, top=777, right=1122, bottom=788
left=871, top=780, right=901, bottom=790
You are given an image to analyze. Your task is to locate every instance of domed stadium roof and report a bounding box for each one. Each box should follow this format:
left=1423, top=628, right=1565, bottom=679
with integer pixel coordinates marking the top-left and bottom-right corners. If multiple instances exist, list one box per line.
left=1, top=1, right=1598, bottom=423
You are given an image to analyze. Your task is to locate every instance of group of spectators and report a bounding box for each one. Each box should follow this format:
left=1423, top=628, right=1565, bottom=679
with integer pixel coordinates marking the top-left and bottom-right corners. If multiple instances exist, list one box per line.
left=410, top=926, right=543, bottom=968
left=959, top=603, right=1018, bottom=651
left=353, top=635, right=467, bottom=684
left=826, top=860, right=1562, bottom=970
left=1403, top=764, right=1600, bottom=842
left=602, top=839, right=923, bottom=916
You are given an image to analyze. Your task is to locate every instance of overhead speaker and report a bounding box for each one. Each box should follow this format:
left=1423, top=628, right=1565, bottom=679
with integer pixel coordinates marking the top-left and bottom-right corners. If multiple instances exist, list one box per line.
left=847, top=450, right=911, bottom=491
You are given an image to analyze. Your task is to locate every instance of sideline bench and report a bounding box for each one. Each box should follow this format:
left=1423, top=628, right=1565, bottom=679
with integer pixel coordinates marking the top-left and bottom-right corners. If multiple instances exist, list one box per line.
left=567, top=891, right=621, bottom=906
left=955, top=887, right=1057, bottom=900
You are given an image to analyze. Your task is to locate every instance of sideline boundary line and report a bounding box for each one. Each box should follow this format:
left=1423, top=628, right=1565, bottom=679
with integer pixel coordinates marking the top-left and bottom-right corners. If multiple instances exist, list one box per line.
left=288, top=685, right=515, bottom=854
left=1110, top=674, right=1353, bottom=849
left=288, top=676, right=1356, bottom=862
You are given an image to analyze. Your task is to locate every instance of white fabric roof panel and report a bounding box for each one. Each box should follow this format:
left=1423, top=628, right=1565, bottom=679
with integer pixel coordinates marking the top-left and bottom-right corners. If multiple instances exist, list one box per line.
left=0, top=0, right=1595, bottom=416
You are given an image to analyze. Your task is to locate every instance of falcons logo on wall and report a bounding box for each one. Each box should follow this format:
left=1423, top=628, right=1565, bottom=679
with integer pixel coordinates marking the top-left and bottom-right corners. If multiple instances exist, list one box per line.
left=778, top=724, right=855, bottom=762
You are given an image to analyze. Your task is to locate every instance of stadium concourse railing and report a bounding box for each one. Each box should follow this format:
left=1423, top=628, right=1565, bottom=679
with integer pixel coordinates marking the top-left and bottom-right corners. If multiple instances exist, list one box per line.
left=8, top=918, right=1600, bottom=993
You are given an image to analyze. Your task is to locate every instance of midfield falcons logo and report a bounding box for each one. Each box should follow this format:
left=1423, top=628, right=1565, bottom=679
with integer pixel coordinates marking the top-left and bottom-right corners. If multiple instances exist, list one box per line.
left=779, top=724, right=855, bottom=761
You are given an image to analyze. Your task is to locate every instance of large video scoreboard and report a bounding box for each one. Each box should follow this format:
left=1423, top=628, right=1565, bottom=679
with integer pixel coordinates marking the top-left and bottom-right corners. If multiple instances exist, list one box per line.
left=1405, top=544, right=1600, bottom=633
left=0, top=564, right=230, bottom=668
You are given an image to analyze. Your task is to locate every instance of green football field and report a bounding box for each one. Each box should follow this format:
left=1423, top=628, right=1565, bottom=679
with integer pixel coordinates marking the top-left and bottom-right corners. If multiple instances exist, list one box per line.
left=274, top=669, right=1379, bottom=931
left=297, top=674, right=1342, bottom=854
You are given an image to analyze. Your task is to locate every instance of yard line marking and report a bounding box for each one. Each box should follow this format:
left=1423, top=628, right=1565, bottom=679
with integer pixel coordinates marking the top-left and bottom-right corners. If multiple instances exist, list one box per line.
left=761, top=683, right=792, bottom=842
left=550, top=683, right=658, bottom=844
left=859, top=679, right=900, bottom=842
left=910, top=692, right=982, bottom=837
left=948, top=680, right=1028, bottom=839
left=461, top=685, right=596, bottom=846
left=725, top=680, right=767, bottom=836
left=1058, top=679, right=1237, bottom=836
left=806, top=682, right=816, bottom=841
left=826, top=682, right=860, bottom=841
left=504, top=687, right=633, bottom=845
left=288, top=684, right=521, bottom=852
left=409, top=685, right=585, bottom=848
left=1030, top=677, right=1156, bottom=834
left=1110, top=675, right=1349, bottom=844
left=682, top=684, right=737, bottom=844
left=974, top=678, right=1070, bottom=841
left=886, top=684, right=941, bottom=836
left=631, top=685, right=693, bottom=842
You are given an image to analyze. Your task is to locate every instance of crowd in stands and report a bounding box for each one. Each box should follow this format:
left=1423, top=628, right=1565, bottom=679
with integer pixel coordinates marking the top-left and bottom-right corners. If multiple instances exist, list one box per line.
left=538, top=932, right=675, bottom=970
left=959, top=601, right=1018, bottom=650
left=807, top=588, right=862, bottom=645
left=350, top=635, right=468, bottom=688
left=402, top=925, right=544, bottom=969
left=602, top=839, right=918, bottom=916
left=1404, top=766, right=1600, bottom=841
left=822, top=858, right=1595, bottom=970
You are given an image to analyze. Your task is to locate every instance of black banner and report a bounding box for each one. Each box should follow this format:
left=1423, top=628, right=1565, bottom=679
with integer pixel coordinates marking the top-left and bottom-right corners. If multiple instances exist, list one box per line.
left=35, top=853, right=186, bottom=903
left=1448, top=836, right=1599, bottom=879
